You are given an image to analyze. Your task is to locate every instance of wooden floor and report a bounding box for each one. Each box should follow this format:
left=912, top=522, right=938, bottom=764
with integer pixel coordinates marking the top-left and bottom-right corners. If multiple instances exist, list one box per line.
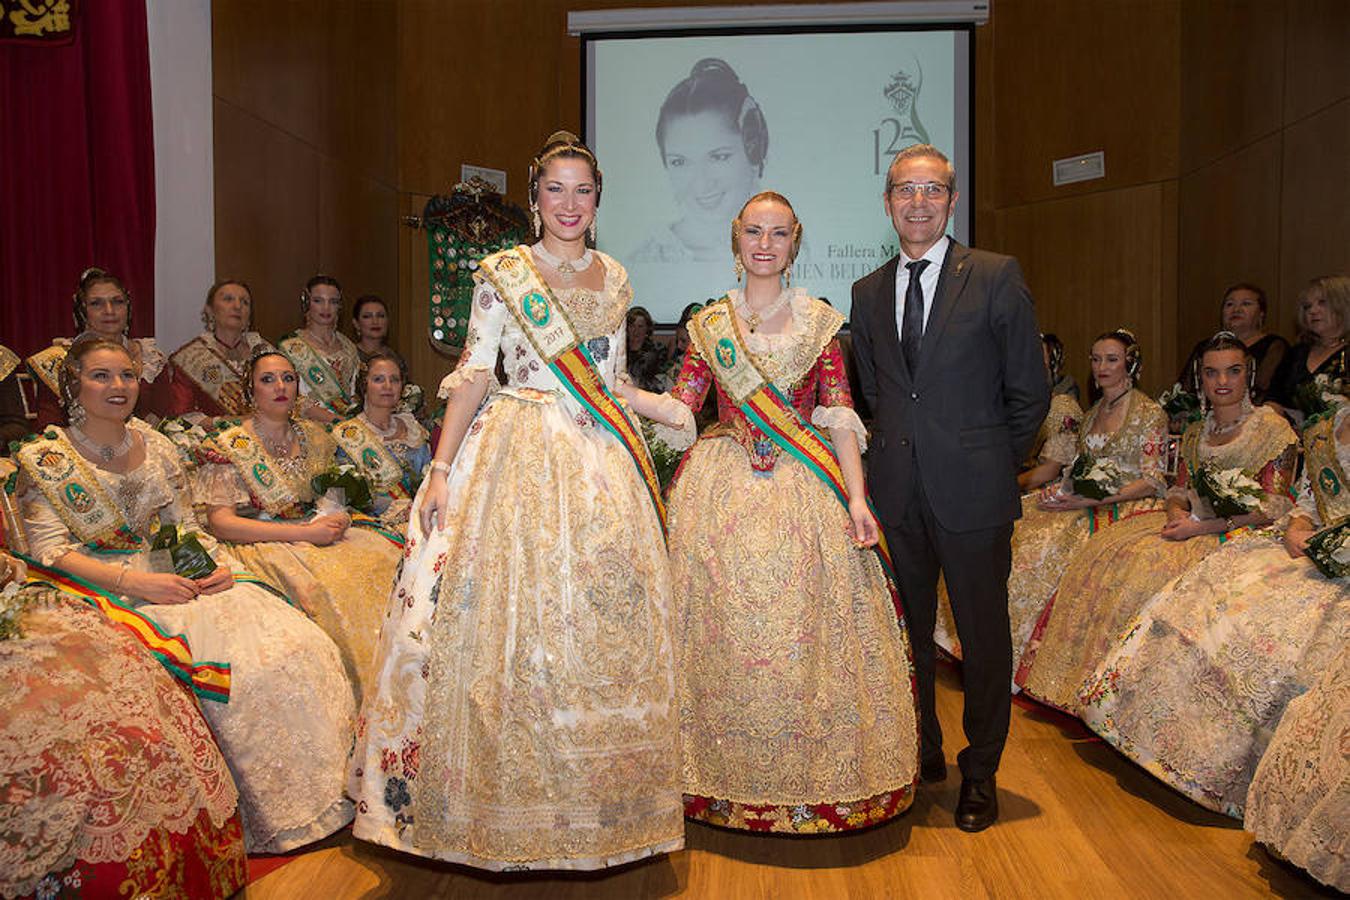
left=243, top=664, right=1336, bottom=899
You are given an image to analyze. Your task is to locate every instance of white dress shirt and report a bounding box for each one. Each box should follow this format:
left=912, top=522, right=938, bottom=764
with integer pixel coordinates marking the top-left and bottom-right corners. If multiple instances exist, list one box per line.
left=894, top=235, right=950, bottom=341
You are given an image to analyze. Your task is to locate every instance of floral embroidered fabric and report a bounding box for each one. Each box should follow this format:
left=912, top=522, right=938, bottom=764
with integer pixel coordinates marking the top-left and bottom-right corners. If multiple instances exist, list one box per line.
left=19, top=426, right=357, bottom=853
left=349, top=251, right=683, bottom=870
left=0, top=592, right=241, bottom=898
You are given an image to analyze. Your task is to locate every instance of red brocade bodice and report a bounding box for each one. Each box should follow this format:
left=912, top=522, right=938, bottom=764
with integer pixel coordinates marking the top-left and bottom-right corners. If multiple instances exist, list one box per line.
left=670, top=335, right=855, bottom=473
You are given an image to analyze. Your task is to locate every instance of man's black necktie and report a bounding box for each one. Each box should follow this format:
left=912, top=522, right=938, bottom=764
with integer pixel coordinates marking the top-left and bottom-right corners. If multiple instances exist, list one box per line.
left=902, top=259, right=930, bottom=374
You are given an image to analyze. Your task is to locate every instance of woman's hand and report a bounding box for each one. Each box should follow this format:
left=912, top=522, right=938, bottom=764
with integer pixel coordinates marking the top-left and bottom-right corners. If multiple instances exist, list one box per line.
left=846, top=497, right=879, bottom=548
left=306, top=513, right=350, bottom=546
left=194, top=565, right=236, bottom=595
left=1283, top=519, right=1315, bottom=558
left=1038, top=486, right=1095, bottom=511
left=419, top=472, right=450, bottom=534
left=1160, top=516, right=1203, bottom=542
left=127, top=570, right=199, bottom=605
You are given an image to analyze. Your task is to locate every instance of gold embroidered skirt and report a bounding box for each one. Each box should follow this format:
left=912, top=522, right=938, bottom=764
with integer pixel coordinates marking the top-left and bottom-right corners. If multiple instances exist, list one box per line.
left=936, top=497, right=1161, bottom=671
left=135, top=580, right=357, bottom=852
left=668, top=435, right=918, bottom=833
left=1016, top=511, right=1220, bottom=712
left=228, top=528, right=401, bottom=704
left=1079, top=533, right=1350, bottom=816
left=1245, top=642, right=1350, bottom=892
left=348, top=392, right=682, bottom=870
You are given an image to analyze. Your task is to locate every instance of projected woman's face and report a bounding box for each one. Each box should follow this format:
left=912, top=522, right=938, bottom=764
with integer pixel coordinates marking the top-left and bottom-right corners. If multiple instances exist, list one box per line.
left=662, top=111, right=758, bottom=231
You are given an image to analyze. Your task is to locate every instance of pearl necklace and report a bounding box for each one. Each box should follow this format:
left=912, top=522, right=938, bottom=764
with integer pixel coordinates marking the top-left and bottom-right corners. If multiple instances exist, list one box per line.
left=69, top=424, right=133, bottom=464
left=530, top=241, right=593, bottom=282
left=734, top=288, right=794, bottom=333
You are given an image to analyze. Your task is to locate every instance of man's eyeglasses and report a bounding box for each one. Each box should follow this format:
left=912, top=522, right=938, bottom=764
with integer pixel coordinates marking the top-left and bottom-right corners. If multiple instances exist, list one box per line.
left=890, top=182, right=950, bottom=199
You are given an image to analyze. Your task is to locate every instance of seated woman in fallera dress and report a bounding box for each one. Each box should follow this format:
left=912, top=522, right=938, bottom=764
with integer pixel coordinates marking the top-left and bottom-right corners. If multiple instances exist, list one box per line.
left=351, top=293, right=424, bottom=416
left=27, top=268, right=168, bottom=429
left=349, top=132, right=684, bottom=871
left=331, top=350, right=431, bottom=529
left=0, top=548, right=247, bottom=900
left=195, top=349, right=404, bottom=703
left=1079, top=395, right=1349, bottom=817
left=658, top=192, right=918, bottom=833
left=1244, top=639, right=1350, bottom=893
left=12, top=336, right=355, bottom=853
left=936, top=331, right=1166, bottom=672
left=279, top=275, right=362, bottom=425
left=165, top=278, right=271, bottom=425
left=1016, top=333, right=1298, bottom=713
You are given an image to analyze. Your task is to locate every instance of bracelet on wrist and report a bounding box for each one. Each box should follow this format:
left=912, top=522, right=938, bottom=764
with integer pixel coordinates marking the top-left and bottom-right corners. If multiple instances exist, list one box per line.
left=429, top=460, right=451, bottom=477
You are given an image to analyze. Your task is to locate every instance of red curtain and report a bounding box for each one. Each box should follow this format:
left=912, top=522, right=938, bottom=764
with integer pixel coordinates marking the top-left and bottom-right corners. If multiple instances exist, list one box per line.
left=0, top=1, right=155, bottom=358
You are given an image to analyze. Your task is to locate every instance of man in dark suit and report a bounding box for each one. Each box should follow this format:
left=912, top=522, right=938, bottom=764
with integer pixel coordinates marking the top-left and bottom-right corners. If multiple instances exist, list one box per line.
left=851, top=144, right=1048, bottom=832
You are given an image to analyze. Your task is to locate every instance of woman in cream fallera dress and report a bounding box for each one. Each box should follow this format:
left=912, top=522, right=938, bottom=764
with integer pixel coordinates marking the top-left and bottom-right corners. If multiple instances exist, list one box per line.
left=1079, top=402, right=1349, bottom=817
left=1017, top=347, right=1298, bottom=713
left=348, top=248, right=683, bottom=870
left=15, top=420, right=355, bottom=853
left=195, top=382, right=406, bottom=704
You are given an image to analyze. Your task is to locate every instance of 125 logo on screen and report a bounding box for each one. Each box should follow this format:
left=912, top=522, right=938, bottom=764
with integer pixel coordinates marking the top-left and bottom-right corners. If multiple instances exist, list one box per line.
left=872, top=65, right=929, bottom=175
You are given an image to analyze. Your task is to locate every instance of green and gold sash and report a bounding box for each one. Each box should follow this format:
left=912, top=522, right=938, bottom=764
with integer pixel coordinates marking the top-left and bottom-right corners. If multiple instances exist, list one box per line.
left=279, top=333, right=354, bottom=415
left=332, top=416, right=410, bottom=500
left=1302, top=414, right=1350, bottom=526
left=15, top=429, right=144, bottom=551
left=476, top=246, right=666, bottom=533
left=170, top=335, right=250, bottom=415
left=26, top=343, right=66, bottom=395
left=687, top=297, right=900, bottom=596
left=0, top=345, right=19, bottom=382
left=20, top=553, right=231, bottom=703
left=210, top=422, right=311, bottom=518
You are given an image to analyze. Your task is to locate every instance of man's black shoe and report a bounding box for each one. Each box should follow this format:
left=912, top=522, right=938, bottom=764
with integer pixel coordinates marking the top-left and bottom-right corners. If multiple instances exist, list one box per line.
left=955, top=775, right=998, bottom=832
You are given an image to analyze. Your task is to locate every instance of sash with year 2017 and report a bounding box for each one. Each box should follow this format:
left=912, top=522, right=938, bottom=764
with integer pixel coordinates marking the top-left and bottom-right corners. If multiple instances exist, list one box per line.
left=689, top=297, right=901, bottom=597
left=476, top=246, right=666, bottom=535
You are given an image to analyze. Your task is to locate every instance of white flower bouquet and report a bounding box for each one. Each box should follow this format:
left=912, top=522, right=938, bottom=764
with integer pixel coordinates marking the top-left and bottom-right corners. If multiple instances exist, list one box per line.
left=1305, top=518, right=1350, bottom=579
left=1193, top=464, right=1264, bottom=518
left=1069, top=454, right=1128, bottom=500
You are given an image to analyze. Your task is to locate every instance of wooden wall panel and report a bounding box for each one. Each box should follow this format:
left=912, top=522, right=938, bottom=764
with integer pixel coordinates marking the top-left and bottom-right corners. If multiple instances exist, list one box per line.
left=213, top=0, right=398, bottom=348
left=1279, top=98, right=1350, bottom=326
left=1179, top=0, right=1285, bottom=173
left=1283, top=0, right=1350, bottom=125
left=988, top=0, right=1180, bottom=209
left=212, top=1, right=326, bottom=155
left=318, top=158, right=399, bottom=314
left=213, top=97, right=319, bottom=342
left=1176, top=135, right=1283, bottom=357
left=991, top=183, right=1178, bottom=397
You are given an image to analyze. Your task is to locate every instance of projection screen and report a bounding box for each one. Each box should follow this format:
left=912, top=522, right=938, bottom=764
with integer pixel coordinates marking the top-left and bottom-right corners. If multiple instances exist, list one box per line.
left=584, top=22, right=973, bottom=323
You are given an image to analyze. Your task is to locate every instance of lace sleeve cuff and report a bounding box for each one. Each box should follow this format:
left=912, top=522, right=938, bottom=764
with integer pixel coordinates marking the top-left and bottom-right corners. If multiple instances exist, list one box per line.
left=812, top=405, right=868, bottom=453
left=17, top=486, right=82, bottom=565
left=649, top=394, right=697, bottom=452
left=194, top=462, right=251, bottom=509
left=437, top=365, right=495, bottom=400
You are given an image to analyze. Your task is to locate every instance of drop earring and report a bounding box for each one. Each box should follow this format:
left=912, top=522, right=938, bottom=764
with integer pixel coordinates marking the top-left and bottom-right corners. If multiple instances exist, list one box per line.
left=588, top=218, right=597, bottom=244
left=734, top=258, right=745, bottom=283
left=784, top=266, right=793, bottom=288
left=68, top=398, right=87, bottom=426
left=530, top=204, right=541, bottom=236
